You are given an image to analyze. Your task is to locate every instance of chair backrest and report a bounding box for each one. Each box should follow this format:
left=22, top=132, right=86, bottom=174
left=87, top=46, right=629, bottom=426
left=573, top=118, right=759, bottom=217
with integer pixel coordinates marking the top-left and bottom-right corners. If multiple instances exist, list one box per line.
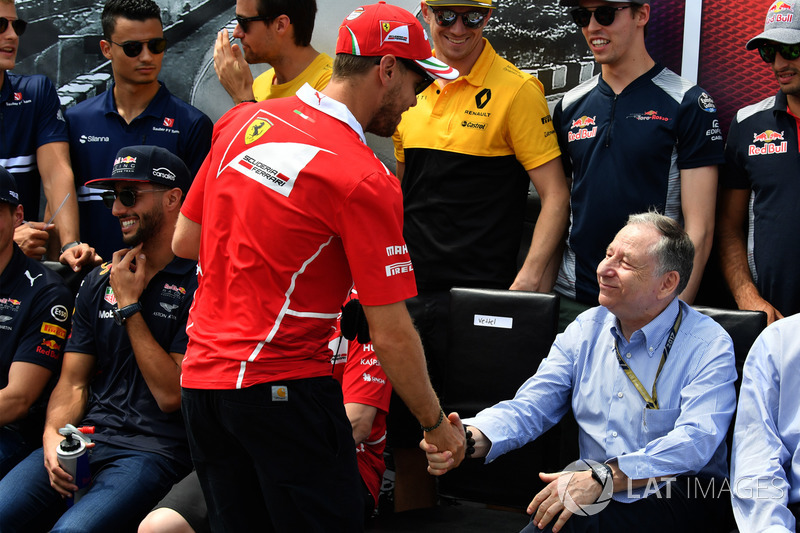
left=442, top=287, right=559, bottom=416
left=439, top=287, right=574, bottom=508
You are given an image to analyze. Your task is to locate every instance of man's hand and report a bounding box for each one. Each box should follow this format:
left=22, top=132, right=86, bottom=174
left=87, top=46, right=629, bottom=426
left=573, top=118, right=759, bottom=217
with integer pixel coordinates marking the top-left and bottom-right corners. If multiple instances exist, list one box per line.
left=43, top=430, right=77, bottom=498
left=14, top=222, right=53, bottom=258
left=419, top=412, right=466, bottom=475
left=528, top=470, right=601, bottom=533
left=59, top=243, right=101, bottom=272
left=109, top=245, right=146, bottom=308
left=735, top=291, right=784, bottom=324
left=213, top=29, right=255, bottom=105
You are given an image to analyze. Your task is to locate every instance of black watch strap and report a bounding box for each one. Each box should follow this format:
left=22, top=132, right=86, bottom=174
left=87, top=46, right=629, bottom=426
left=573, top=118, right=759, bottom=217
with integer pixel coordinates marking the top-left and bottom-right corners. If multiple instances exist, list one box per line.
left=113, top=302, right=142, bottom=326
left=590, top=463, right=612, bottom=488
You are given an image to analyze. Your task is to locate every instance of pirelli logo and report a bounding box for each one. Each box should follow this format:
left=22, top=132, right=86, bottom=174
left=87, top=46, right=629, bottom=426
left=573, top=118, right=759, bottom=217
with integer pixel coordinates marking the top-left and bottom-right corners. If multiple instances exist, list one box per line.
left=386, top=261, right=413, bottom=277
left=41, top=322, right=67, bottom=339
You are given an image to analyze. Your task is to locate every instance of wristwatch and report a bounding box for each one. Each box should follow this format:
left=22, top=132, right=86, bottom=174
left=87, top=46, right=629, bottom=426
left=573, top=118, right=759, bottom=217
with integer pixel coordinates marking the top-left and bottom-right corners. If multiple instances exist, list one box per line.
left=113, top=302, right=142, bottom=326
left=590, top=463, right=613, bottom=488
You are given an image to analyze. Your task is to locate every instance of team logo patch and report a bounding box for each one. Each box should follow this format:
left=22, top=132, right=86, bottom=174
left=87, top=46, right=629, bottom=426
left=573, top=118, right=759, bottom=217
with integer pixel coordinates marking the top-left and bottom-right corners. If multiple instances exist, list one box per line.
left=225, top=142, right=334, bottom=198
left=104, top=286, right=117, bottom=306
left=749, top=130, right=788, bottom=156
left=380, top=20, right=410, bottom=45
left=13, top=92, right=22, bottom=101
left=628, top=110, right=669, bottom=122
left=568, top=116, right=598, bottom=142
left=245, top=118, right=273, bottom=145
left=163, top=117, right=175, bottom=127
left=99, top=262, right=112, bottom=276
left=767, top=0, right=794, bottom=23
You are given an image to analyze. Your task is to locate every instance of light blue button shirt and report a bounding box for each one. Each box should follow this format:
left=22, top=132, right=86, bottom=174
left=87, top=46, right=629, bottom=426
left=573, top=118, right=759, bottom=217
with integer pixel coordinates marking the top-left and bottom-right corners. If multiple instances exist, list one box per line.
left=731, top=313, right=800, bottom=533
left=463, top=298, right=737, bottom=503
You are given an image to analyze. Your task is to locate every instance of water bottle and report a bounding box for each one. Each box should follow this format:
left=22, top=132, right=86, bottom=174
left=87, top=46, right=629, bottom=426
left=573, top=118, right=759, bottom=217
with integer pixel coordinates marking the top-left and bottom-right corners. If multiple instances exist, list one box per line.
left=56, top=424, right=94, bottom=506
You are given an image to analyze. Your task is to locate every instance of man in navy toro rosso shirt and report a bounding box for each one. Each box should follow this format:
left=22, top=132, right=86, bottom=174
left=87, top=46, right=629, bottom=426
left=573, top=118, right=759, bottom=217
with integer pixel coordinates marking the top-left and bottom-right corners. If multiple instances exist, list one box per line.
left=0, top=167, right=73, bottom=480
left=67, top=0, right=212, bottom=261
left=552, top=0, right=723, bottom=329
left=0, top=145, right=197, bottom=533
left=1, top=0, right=96, bottom=269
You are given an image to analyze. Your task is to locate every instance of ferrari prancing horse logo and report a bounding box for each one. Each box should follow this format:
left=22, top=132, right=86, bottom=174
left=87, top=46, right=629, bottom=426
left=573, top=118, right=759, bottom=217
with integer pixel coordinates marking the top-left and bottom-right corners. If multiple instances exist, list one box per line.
left=245, top=118, right=273, bottom=145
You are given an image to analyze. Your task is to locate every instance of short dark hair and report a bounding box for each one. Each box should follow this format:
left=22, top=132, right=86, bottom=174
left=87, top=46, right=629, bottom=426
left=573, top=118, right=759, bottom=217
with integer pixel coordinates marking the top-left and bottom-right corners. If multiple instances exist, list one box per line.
left=101, top=0, right=162, bottom=41
left=256, top=0, right=317, bottom=47
left=628, top=212, right=694, bottom=295
left=332, top=53, right=378, bottom=80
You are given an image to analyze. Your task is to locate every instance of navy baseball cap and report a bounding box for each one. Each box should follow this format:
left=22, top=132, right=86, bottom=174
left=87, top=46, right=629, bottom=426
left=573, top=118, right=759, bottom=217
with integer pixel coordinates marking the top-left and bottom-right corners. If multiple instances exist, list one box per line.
left=0, top=166, right=21, bottom=206
left=85, top=145, right=192, bottom=194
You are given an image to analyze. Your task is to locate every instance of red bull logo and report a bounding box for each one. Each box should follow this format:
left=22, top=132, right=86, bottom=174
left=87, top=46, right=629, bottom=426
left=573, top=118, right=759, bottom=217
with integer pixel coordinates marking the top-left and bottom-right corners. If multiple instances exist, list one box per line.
left=752, top=130, right=785, bottom=143
left=571, top=116, right=597, bottom=129
left=113, top=156, right=137, bottom=165
left=767, top=1, right=794, bottom=23
left=0, top=298, right=21, bottom=306
left=163, top=283, right=187, bottom=295
left=41, top=339, right=62, bottom=350
left=770, top=1, right=793, bottom=13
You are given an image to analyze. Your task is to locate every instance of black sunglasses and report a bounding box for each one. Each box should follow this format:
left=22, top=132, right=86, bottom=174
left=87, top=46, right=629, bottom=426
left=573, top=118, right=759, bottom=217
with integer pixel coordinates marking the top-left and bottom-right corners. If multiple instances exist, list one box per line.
left=0, top=16, right=27, bottom=36
left=398, top=58, right=436, bottom=96
left=570, top=5, right=632, bottom=27
left=235, top=14, right=273, bottom=33
left=101, top=188, right=166, bottom=209
left=430, top=8, right=488, bottom=29
left=758, top=42, right=800, bottom=63
left=109, top=38, right=167, bottom=58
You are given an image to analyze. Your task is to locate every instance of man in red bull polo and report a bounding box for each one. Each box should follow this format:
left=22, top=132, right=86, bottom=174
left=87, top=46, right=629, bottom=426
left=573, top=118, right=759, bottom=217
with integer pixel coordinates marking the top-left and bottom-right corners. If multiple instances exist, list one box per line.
left=717, top=0, right=800, bottom=324
left=172, top=3, right=466, bottom=531
left=0, top=166, right=73, bottom=480
left=552, top=0, right=724, bottom=328
left=0, top=146, right=198, bottom=532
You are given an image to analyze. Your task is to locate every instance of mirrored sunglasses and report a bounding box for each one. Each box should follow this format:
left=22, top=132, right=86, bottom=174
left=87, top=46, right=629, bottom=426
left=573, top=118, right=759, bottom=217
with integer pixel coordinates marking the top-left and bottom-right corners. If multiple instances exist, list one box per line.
left=430, top=8, right=487, bottom=29
left=758, top=42, right=800, bottom=63
left=570, top=5, right=632, bottom=27
left=110, top=37, right=167, bottom=58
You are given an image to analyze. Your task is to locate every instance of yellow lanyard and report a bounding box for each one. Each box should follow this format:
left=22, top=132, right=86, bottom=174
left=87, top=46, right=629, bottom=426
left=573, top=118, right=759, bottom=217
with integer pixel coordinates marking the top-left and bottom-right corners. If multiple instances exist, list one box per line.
left=613, top=308, right=682, bottom=410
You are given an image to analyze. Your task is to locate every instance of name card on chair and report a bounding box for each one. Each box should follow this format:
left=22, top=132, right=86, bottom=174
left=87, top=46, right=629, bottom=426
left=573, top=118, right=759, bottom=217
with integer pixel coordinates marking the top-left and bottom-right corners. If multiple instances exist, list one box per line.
left=473, top=314, right=513, bottom=329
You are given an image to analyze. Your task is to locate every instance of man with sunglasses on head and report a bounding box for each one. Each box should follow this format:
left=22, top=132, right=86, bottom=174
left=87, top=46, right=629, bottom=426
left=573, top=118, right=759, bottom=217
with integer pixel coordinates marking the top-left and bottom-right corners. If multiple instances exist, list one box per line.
left=65, top=0, right=212, bottom=262
left=552, top=0, right=723, bottom=329
left=717, top=0, right=800, bottom=326
left=390, top=0, right=570, bottom=511
left=213, top=0, right=332, bottom=105
left=1, top=0, right=96, bottom=270
left=171, top=3, right=466, bottom=530
left=0, top=145, right=198, bottom=532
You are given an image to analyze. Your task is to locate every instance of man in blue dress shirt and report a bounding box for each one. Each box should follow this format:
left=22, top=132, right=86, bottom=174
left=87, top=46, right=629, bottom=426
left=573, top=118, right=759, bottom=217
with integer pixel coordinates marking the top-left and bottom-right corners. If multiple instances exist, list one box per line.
left=422, top=212, right=737, bottom=532
left=731, top=313, right=800, bottom=532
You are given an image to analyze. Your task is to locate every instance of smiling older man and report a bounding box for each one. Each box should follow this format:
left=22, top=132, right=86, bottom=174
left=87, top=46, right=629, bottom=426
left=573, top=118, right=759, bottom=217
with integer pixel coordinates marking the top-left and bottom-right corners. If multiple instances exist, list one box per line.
left=423, top=212, right=737, bottom=533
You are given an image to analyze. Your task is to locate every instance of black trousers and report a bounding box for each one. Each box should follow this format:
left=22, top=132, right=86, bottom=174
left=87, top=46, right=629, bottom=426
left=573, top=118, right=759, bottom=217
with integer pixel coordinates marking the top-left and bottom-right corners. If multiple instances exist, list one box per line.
left=182, top=377, right=364, bottom=533
left=521, top=476, right=735, bottom=533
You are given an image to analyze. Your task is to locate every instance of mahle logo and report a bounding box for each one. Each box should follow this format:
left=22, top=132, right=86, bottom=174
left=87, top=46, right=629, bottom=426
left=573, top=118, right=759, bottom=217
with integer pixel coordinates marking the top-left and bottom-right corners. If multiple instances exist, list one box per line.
left=556, top=459, right=613, bottom=516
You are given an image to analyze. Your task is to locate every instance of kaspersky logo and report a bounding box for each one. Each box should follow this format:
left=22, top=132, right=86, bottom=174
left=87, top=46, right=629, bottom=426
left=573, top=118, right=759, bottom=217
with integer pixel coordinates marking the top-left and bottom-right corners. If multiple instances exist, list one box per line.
left=749, top=130, right=787, bottom=156
left=568, top=116, right=597, bottom=142
left=767, top=1, right=793, bottom=24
